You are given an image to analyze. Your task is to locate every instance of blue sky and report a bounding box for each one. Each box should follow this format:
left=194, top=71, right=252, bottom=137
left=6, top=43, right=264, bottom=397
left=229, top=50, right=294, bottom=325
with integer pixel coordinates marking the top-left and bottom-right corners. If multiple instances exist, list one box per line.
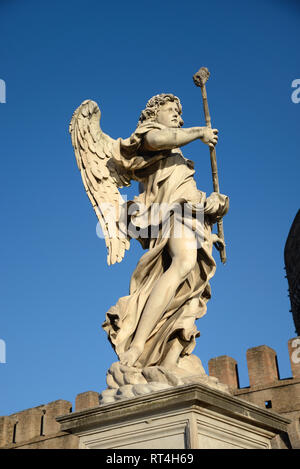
left=0, top=0, right=299, bottom=416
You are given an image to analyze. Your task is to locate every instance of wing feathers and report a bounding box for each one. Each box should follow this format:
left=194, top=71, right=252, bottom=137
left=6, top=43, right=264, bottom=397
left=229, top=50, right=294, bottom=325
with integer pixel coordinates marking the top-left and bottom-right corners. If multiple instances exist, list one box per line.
left=69, top=100, right=131, bottom=265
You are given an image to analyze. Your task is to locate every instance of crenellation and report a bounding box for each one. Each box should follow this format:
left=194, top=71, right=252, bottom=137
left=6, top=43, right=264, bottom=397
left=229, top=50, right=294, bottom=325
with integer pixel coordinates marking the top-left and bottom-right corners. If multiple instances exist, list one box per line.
left=208, top=336, right=300, bottom=447
left=42, top=400, right=73, bottom=435
left=208, top=337, right=300, bottom=394
left=208, top=355, right=239, bottom=391
left=246, top=345, right=279, bottom=387
left=75, top=391, right=100, bottom=412
left=1, top=338, right=299, bottom=448
left=0, top=400, right=73, bottom=448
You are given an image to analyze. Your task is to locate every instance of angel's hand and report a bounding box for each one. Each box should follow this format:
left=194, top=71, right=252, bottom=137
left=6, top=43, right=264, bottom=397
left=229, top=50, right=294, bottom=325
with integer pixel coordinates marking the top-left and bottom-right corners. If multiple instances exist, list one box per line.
left=200, top=128, right=218, bottom=148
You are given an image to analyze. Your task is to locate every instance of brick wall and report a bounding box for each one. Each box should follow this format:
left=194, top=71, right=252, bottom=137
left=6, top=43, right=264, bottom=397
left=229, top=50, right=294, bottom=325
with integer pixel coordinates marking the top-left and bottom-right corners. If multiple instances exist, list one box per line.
left=0, top=393, right=99, bottom=449
left=208, top=336, right=300, bottom=448
left=1, top=338, right=300, bottom=449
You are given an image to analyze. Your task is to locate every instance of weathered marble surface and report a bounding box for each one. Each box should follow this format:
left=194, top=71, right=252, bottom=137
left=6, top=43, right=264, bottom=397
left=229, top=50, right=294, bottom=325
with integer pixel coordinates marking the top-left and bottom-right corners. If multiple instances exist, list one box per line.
left=70, top=93, right=229, bottom=402
left=57, top=383, right=291, bottom=449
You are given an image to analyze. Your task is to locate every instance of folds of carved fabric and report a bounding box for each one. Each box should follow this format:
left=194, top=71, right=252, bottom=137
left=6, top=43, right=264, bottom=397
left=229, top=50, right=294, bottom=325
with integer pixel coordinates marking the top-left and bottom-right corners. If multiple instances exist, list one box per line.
left=102, top=215, right=216, bottom=368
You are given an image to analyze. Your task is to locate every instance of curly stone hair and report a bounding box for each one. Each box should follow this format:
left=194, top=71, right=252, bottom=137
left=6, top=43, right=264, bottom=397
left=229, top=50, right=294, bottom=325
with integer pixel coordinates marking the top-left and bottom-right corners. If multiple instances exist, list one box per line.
left=138, top=93, right=183, bottom=126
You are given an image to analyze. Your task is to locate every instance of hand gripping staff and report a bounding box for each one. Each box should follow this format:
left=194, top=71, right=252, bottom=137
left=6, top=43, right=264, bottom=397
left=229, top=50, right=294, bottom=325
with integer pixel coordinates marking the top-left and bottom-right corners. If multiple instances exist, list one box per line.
left=193, top=67, right=227, bottom=264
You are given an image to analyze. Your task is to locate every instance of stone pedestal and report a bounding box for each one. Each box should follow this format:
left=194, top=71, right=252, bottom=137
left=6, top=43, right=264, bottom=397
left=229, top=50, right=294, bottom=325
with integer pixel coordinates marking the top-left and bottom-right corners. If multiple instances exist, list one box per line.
left=57, top=384, right=291, bottom=449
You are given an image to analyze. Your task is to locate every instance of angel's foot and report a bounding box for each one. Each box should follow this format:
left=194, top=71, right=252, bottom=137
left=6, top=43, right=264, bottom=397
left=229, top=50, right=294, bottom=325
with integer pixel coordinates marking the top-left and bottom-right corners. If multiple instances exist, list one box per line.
left=119, top=344, right=144, bottom=367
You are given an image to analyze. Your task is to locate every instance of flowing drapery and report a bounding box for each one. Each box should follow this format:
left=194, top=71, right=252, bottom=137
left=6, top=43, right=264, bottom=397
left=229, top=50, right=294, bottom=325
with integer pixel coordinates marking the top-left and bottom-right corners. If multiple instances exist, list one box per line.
left=102, top=122, right=228, bottom=368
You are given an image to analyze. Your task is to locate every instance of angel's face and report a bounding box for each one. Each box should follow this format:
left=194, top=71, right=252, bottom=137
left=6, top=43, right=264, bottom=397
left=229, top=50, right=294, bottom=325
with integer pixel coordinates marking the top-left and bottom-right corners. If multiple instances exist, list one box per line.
left=156, top=102, right=183, bottom=128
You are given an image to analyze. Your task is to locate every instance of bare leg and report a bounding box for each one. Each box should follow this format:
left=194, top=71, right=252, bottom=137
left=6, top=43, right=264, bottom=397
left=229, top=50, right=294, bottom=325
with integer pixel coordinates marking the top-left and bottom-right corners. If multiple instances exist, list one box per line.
left=120, top=231, right=197, bottom=366
left=160, top=337, right=184, bottom=368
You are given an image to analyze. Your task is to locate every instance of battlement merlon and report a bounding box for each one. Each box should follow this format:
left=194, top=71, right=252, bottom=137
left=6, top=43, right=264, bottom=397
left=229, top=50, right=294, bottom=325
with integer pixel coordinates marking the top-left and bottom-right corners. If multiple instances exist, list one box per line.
left=209, top=336, right=300, bottom=391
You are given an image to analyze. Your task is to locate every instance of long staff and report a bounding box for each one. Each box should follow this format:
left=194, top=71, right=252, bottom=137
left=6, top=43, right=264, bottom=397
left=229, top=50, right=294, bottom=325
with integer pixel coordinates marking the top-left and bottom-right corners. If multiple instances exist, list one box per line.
left=193, top=67, right=227, bottom=264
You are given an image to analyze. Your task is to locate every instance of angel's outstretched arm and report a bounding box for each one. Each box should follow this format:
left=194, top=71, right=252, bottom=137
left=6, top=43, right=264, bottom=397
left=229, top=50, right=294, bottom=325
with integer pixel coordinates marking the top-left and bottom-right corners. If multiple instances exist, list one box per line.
left=143, top=127, right=218, bottom=151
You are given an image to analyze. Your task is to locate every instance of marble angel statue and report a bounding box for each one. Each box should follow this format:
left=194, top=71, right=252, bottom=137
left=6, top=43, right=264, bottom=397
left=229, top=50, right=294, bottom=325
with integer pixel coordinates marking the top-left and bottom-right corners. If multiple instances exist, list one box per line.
left=69, top=93, right=229, bottom=402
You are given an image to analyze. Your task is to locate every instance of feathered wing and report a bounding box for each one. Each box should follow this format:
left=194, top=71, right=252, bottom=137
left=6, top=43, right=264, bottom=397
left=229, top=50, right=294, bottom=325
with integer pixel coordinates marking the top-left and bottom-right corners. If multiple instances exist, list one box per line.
left=69, top=100, right=131, bottom=265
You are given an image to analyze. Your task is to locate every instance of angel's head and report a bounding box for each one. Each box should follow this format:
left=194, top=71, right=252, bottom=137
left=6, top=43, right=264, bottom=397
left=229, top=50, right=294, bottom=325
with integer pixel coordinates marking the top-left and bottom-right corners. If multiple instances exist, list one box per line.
left=138, top=94, right=184, bottom=128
